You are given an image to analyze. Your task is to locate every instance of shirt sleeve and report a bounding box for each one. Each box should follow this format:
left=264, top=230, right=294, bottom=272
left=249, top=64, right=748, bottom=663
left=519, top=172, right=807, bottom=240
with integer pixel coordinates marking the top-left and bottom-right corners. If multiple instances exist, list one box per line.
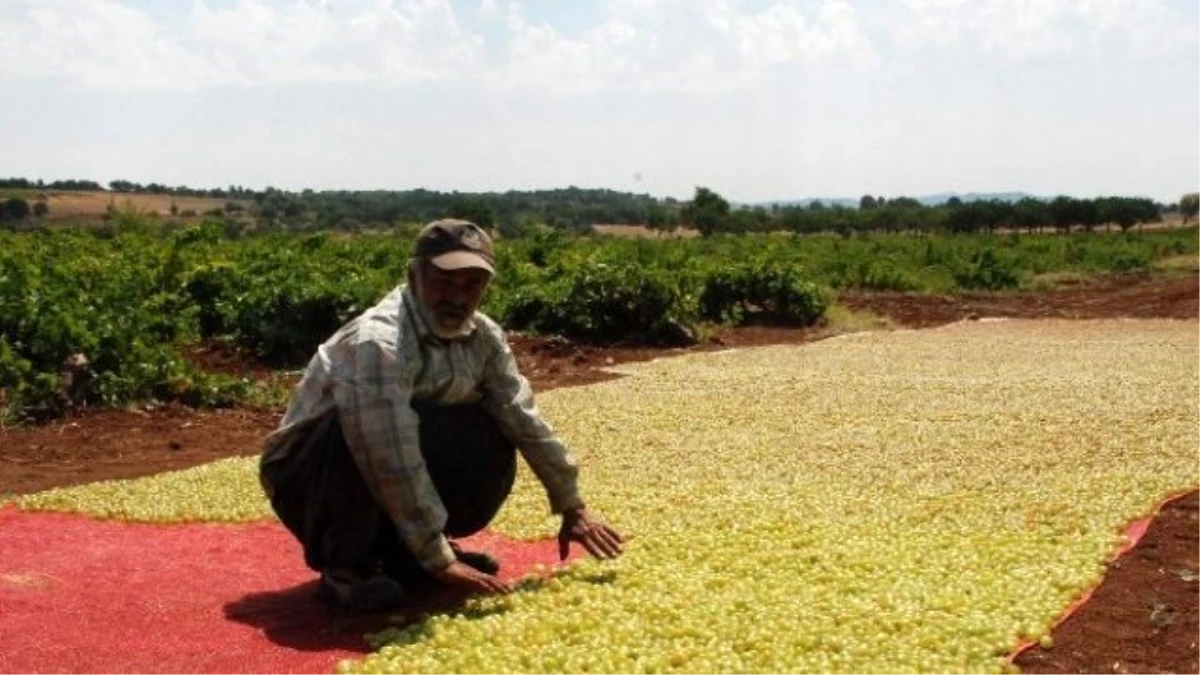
left=481, top=334, right=584, bottom=514
left=333, top=339, right=456, bottom=573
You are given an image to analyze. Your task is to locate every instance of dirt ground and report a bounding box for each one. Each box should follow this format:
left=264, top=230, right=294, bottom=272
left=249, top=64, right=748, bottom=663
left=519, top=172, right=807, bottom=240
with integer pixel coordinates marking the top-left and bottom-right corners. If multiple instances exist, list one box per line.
left=1, top=270, right=1196, bottom=673
left=33, top=190, right=247, bottom=221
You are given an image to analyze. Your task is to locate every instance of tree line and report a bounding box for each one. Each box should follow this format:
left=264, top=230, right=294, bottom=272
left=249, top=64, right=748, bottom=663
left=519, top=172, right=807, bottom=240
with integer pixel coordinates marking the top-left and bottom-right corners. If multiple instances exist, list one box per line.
left=2, top=176, right=1195, bottom=236
left=249, top=186, right=673, bottom=234
left=677, top=188, right=1192, bottom=237
left=0, top=177, right=253, bottom=199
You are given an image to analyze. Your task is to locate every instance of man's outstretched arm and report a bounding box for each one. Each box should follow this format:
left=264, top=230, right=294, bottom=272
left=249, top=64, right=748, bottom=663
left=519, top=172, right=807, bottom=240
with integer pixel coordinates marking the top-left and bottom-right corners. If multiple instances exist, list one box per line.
left=481, top=332, right=624, bottom=561
left=559, top=506, right=624, bottom=561
left=481, top=335, right=584, bottom=513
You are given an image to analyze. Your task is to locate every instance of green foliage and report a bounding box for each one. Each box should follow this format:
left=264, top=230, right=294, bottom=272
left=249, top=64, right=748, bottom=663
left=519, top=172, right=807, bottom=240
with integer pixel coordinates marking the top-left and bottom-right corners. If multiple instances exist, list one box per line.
left=0, top=228, right=250, bottom=422
left=826, top=254, right=923, bottom=292
left=681, top=187, right=732, bottom=237
left=1180, top=193, right=1199, bottom=222
left=1, top=197, right=31, bottom=221
left=0, top=174, right=1179, bottom=237
left=497, top=262, right=693, bottom=345
left=952, top=248, right=1021, bottom=290
left=1, top=214, right=1196, bottom=421
left=699, top=261, right=827, bottom=326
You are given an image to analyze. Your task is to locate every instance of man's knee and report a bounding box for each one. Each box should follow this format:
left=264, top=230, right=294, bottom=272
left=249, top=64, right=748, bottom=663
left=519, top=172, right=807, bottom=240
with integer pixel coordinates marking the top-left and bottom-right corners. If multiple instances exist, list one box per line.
left=412, top=401, right=516, bottom=536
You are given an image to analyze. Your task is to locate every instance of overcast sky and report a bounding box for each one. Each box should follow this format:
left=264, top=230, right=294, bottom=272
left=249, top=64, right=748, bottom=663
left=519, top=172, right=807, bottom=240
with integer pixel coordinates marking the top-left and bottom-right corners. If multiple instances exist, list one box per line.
left=1, top=0, right=1197, bottom=203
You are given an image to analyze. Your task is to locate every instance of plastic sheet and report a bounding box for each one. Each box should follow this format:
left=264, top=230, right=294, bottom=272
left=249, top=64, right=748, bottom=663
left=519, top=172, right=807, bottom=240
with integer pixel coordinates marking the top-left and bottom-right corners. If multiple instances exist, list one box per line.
left=0, top=507, right=578, bottom=674
left=1005, top=490, right=1194, bottom=664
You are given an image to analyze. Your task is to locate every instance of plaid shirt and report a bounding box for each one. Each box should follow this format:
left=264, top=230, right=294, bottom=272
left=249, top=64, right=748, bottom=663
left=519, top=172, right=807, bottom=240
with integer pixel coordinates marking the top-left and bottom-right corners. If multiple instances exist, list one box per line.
left=261, top=285, right=582, bottom=572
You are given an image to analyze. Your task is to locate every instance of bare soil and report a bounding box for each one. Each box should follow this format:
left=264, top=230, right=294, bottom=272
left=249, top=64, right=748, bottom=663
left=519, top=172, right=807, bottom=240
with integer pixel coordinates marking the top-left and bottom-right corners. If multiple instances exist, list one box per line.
left=34, top=190, right=247, bottom=221
left=1, top=271, right=1196, bottom=673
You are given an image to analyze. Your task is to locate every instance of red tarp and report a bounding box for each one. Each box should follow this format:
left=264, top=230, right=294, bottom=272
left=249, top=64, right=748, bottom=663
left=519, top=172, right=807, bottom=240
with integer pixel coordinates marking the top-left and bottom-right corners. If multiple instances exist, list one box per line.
left=1005, top=491, right=1193, bottom=664
left=0, top=494, right=1181, bottom=674
left=0, top=507, right=579, bottom=674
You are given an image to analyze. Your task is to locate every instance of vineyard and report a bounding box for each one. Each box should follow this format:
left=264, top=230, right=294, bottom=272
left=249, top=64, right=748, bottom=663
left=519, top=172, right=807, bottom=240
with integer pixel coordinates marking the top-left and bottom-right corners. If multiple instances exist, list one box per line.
left=1, top=215, right=1195, bottom=424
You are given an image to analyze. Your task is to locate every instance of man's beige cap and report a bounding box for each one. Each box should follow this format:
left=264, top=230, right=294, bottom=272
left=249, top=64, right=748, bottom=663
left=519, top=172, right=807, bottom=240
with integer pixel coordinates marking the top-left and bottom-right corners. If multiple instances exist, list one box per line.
left=415, top=219, right=495, bottom=274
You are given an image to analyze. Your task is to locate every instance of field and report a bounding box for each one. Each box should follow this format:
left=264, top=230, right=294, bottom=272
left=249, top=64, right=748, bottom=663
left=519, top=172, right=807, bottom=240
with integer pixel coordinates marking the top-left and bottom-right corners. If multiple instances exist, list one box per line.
left=0, top=223, right=1197, bottom=673
left=10, top=190, right=245, bottom=221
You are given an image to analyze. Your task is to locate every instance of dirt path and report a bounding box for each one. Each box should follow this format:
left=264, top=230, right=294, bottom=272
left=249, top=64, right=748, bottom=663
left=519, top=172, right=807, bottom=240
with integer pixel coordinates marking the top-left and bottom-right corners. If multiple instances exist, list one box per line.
left=1, top=270, right=1196, bottom=673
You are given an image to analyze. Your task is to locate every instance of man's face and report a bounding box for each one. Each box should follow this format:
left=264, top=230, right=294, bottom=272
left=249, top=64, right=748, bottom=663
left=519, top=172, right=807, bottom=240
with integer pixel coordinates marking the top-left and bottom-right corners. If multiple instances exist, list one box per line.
left=414, top=260, right=491, bottom=334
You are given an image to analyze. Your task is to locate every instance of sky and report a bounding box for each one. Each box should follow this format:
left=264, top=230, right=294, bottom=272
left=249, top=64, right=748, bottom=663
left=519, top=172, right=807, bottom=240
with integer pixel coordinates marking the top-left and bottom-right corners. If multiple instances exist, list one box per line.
left=1, top=0, right=1197, bottom=204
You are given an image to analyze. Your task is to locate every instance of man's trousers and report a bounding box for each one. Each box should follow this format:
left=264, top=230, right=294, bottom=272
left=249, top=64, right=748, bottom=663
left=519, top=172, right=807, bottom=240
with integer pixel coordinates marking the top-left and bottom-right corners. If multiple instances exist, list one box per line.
left=261, top=402, right=517, bottom=581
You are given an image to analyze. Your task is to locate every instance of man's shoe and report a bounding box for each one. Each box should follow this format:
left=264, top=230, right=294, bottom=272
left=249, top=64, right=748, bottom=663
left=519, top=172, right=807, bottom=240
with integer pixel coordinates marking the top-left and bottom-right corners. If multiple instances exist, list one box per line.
left=449, top=541, right=501, bottom=575
left=317, top=569, right=405, bottom=612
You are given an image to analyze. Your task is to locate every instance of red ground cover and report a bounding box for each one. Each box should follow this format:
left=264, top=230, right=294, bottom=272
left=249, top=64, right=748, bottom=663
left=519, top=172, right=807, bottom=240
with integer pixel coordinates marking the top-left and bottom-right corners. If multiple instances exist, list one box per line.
left=1007, top=509, right=1152, bottom=662
left=0, top=507, right=578, bottom=674
left=0, top=495, right=1182, bottom=674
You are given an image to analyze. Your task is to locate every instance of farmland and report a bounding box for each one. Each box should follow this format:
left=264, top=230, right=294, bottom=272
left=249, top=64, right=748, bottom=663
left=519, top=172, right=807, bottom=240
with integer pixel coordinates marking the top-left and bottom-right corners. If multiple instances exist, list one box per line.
left=0, top=189, right=244, bottom=222
left=1, top=216, right=1195, bottom=421
left=0, top=218, right=1197, bottom=673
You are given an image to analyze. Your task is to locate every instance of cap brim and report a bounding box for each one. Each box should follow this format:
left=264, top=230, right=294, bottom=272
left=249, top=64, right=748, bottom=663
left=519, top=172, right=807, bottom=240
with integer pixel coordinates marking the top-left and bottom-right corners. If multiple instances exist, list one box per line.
left=430, top=251, right=495, bottom=274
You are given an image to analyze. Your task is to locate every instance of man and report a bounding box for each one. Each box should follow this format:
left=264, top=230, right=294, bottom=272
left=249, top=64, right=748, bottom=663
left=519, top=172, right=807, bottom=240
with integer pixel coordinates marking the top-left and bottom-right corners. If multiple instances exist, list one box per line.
left=260, top=219, right=623, bottom=611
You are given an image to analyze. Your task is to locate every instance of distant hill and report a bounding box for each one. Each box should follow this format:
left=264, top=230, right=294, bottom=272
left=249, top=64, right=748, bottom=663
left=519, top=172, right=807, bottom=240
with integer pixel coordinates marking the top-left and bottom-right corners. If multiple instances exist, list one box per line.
left=913, top=192, right=1039, bottom=206
left=757, top=192, right=1041, bottom=209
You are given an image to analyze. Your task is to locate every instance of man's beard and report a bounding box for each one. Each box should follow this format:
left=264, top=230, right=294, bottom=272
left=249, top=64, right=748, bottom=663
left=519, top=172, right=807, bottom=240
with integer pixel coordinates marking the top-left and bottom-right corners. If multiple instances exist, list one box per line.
left=412, top=278, right=474, bottom=340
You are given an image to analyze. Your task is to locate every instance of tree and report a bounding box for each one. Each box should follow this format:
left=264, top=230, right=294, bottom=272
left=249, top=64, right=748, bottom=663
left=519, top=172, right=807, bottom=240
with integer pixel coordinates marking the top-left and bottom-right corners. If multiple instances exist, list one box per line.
left=0, top=197, right=30, bottom=221
left=945, top=200, right=976, bottom=234
left=1181, top=193, right=1199, bottom=223
left=644, top=204, right=677, bottom=235
left=1075, top=198, right=1100, bottom=232
left=1096, top=196, right=1154, bottom=232
left=888, top=196, right=922, bottom=209
left=446, top=197, right=496, bottom=229
left=681, top=186, right=730, bottom=237
left=1048, top=196, right=1079, bottom=234
left=1012, top=197, right=1049, bottom=233
left=109, top=179, right=140, bottom=193
left=859, top=195, right=878, bottom=210
left=866, top=206, right=899, bottom=233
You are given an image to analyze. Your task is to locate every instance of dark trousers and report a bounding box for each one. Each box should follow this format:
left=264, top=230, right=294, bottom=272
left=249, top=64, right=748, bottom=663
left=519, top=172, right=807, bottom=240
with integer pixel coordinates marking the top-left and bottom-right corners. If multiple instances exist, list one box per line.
left=262, top=402, right=516, bottom=581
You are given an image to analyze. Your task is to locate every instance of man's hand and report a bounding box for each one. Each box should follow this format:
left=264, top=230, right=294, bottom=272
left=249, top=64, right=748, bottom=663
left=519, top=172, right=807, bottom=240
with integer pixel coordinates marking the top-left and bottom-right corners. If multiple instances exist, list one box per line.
left=433, top=560, right=512, bottom=595
left=558, top=506, right=624, bottom=561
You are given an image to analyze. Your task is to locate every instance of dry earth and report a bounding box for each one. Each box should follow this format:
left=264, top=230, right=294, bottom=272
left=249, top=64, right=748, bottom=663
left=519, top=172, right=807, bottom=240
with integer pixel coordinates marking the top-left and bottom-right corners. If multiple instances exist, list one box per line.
left=30, top=190, right=246, bottom=221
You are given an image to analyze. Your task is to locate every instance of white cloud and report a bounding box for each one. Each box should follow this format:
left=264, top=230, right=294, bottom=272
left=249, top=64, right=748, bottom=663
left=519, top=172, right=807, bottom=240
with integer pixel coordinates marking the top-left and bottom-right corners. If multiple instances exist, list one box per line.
left=0, top=0, right=484, bottom=89
left=0, top=1, right=232, bottom=88
left=889, top=0, right=1196, bottom=63
left=187, top=0, right=486, bottom=84
left=714, top=0, right=876, bottom=68
left=495, top=0, right=876, bottom=92
left=0, top=0, right=1190, bottom=93
left=497, top=9, right=642, bottom=92
left=0, top=0, right=878, bottom=93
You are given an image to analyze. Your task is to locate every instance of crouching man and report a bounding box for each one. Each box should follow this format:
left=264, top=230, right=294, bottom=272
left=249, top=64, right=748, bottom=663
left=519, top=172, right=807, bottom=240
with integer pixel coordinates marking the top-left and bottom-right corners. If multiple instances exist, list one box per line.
left=260, top=219, right=623, bottom=611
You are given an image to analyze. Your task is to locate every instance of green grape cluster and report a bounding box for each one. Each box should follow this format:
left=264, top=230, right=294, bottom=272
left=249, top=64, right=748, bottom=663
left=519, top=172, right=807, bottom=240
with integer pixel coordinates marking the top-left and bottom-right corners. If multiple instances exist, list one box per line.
left=19, top=318, right=1198, bottom=673
left=16, top=456, right=271, bottom=522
